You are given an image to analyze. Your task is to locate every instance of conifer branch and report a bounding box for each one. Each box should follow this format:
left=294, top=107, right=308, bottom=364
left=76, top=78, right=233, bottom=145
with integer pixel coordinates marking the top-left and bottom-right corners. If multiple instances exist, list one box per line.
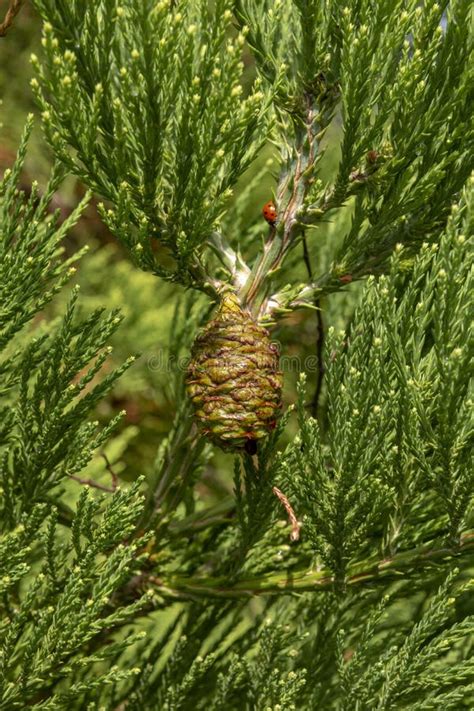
left=1, top=5, right=472, bottom=707
left=147, top=531, right=474, bottom=600
left=240, top=93, right=333, bottom=314
left=0, top=0, right=23, bottom=37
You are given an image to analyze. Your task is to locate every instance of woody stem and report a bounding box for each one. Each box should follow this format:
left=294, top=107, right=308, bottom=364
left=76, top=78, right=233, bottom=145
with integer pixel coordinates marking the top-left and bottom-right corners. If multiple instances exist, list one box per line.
left=145, top=530, right=474, bottom=600
left=239, top=98, right=320, bottom=315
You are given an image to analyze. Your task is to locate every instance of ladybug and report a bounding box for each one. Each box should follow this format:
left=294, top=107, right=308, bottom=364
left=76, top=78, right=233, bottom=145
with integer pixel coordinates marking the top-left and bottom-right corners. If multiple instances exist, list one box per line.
left=339, top=274, right=353, bottom=284
left=262, top=200, right=277, bottom=225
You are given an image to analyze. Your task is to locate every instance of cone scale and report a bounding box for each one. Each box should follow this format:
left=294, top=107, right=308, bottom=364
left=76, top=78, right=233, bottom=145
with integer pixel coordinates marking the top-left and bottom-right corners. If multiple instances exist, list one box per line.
left=186, top=292, right=283, bottom=451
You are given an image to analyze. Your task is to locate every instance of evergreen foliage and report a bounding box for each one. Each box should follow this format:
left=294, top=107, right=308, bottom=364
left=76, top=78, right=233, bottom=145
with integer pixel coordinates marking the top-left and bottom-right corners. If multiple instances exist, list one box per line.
left=0, top=1, right=473, bottom=709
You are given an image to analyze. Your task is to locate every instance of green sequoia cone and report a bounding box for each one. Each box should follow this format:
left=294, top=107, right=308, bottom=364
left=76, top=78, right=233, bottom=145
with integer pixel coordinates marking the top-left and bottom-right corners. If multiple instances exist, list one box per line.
left=186, top=292, right=283, bottom=451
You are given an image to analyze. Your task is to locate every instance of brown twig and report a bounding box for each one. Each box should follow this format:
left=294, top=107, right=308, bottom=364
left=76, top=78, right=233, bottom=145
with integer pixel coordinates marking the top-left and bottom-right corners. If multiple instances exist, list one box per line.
left=67, top=454, right=119, bottom=493
left=272, top=486, right=301, bottom=542
left=102, top=453, right=119, bottom=490
left=302, top=234, right=324, bottom=418
left=313, top=308, right=325, bottom=412
left=67, top=473, right=116, bottom=493
left=0, top=0, right=24, bottom=38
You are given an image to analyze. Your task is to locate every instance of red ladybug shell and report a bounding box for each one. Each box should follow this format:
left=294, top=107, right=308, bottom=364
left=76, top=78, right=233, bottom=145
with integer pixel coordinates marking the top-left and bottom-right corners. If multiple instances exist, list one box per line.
left=262, top=200, right=277, bottom=225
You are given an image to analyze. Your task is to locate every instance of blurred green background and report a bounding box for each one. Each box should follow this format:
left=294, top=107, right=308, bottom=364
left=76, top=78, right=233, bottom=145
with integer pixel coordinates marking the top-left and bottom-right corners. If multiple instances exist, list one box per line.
left=0, top=3, right=358, bottom=493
